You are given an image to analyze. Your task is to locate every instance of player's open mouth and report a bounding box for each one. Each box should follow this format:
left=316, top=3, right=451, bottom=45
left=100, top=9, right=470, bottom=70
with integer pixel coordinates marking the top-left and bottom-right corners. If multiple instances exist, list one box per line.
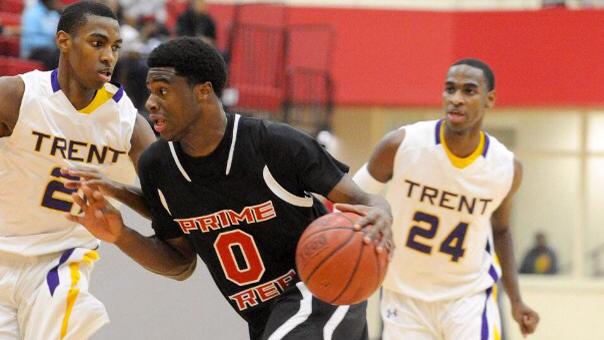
left=447, top=111, right=465, bottom=123
left=98, top=71, right=112, bottom=82
left=153, top=119, right=167, bottom=133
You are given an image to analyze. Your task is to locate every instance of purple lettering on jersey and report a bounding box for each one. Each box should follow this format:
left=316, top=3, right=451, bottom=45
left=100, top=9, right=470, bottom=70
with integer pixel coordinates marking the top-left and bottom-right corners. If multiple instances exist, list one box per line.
left=404, top=178, right=494, bottom=216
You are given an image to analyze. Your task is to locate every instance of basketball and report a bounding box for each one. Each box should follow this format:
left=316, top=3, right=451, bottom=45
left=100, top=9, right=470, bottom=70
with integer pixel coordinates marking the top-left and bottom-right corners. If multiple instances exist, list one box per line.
left=295, top=211, right=389, bottom=305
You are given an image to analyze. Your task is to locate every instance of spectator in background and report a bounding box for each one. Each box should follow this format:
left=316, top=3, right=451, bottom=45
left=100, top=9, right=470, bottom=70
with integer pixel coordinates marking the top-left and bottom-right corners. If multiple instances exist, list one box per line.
left=520, top=231, right=559, bottom=274
left=0, top=18, right=21, bottom=37
left=176, top=0, right=216, bottom=45
left=20, top=0, right=61, bottom=70
left=119, top=0, right=167, bottom=27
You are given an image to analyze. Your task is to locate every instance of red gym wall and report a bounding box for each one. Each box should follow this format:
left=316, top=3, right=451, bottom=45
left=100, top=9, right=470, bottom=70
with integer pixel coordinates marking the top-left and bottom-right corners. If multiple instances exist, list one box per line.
left=208, top=5, right=604, bottom=107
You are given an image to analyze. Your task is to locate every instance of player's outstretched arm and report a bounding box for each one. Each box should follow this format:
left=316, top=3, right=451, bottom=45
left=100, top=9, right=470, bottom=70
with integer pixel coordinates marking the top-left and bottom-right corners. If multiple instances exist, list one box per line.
left=492, top=159, right=540, bottom=336
left=353, top=128, right=406, bottom=192
left=0, top=76, right=24, bottom=138
left=67, top=185, right=197, bottom=281
left=329, top=174, right=394, bottom=255
left=331, top=128, right=405, bottom=255
left=62, top=114, right=158, bottom=219
left=62, top=166, right=153, bottom=219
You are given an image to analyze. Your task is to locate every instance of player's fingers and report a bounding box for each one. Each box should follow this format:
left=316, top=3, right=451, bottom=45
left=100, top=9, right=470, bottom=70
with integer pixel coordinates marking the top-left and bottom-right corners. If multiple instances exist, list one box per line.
left=333, top=203, right=367, bottom=217
left=92, top=189, right=115, bottom=210
left=71, top=192, right=88, bottom=210
left=524, top=314, right=538, bottom=333
left=64, top=180, right=81, bottom=189
left=65, top=212, right=83, bottom=224
left=94, top=208, right=105, bottom=219
left=377, top=228, right=394, bottom=252
left=63, top=169, right=102, bottom=182
left=81, top=185, right=97, bottom=205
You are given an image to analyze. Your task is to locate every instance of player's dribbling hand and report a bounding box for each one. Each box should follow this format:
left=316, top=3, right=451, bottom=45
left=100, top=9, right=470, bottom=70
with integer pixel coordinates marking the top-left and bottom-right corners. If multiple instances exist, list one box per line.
left=65, top=184, right=125, bottom=244
left=61, top=167, right=121, bottom=198
left=333, top=203, right=394, bottom=256
left=512, top=301, right=539, bottom=337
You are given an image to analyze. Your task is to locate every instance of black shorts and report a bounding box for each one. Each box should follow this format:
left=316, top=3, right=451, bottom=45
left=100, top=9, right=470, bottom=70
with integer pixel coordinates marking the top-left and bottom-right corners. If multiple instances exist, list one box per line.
left=249, top=282, right=369, bottom=340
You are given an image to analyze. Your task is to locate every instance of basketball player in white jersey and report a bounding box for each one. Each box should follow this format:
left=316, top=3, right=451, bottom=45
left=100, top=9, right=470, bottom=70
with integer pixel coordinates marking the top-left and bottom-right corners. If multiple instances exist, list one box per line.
left=0, top=2, right=156, bottom=339
left=354, top=59, right=539, bottom=339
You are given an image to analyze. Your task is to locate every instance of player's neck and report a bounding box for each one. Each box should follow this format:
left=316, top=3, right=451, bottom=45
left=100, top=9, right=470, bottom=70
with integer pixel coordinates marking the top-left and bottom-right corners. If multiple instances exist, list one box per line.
left=57, top=66, right=97, bottom=110
left=180, top=106, right=228, bottom=157
left=443, top=124, right=482, bottom=158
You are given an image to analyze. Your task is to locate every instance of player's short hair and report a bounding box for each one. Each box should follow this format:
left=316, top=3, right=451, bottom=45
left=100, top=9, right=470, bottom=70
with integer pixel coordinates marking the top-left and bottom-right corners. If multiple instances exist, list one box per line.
left=57, top=1, right=117, bottom=35
left=452, top=58, right=495, bottom=91
left=147, top=37, right=227, bottom=97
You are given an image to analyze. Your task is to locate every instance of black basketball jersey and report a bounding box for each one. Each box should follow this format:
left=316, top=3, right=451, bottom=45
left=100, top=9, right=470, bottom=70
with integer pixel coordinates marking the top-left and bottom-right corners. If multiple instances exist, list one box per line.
left=138, top=113, right=349, bottom=328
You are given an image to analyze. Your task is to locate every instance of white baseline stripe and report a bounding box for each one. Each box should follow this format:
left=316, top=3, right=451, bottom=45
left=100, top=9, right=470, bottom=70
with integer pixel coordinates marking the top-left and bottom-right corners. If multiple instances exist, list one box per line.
left=225, top=114, right=240, bottom=175
left=323, top=305, right=349, bottom=340
left=168, top=141, right=192, bottom=182
left=267, top=282, right=313, bottom=340
left=262, top=166, right=313, bottom=207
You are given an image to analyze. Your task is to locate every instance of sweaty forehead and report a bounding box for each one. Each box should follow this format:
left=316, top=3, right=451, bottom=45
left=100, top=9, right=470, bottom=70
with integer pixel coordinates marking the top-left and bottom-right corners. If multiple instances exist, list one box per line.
left=147, top=67, right=179, bottom=83
left=446, top=65, right=487, bottom=86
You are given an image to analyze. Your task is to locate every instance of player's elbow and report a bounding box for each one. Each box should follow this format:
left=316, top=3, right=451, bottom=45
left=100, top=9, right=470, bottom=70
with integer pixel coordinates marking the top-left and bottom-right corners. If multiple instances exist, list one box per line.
left=145, top=258, right=197, bottom=281
left=168, top=258, right=197, bottom=281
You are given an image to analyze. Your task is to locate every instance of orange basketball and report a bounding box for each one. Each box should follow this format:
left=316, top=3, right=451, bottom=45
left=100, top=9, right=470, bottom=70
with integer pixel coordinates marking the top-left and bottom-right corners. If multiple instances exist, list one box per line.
left=295, top=211, right=389, bottom=305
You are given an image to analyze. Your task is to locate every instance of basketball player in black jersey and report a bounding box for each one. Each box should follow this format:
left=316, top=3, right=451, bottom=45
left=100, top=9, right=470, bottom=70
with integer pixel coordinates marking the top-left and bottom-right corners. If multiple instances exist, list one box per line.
left=67, top=37, right=393, bottom=339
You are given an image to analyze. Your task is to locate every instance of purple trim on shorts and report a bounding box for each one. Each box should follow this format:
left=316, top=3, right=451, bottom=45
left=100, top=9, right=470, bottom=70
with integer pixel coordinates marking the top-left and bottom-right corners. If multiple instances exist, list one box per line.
left=435, top=120, right=443, bottom=144
left=50, top=69, right=60, bottom=92
left=486, top=240, right=499, bottom=282
left=488, top=265, right=499, bottom=283
left=481, top=287, right=493, bottom=340
left=482, top=133, right=491, bottom=157
left=113, top=86, right=124, bottom=103
left=46, top=248, right=74, bottom=296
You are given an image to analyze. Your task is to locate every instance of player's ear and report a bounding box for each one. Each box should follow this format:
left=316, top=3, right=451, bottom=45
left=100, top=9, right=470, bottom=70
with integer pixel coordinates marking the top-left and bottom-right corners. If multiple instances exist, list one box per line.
left=56, top=31, right=71, bottom=53
left=195, top=81, right=214, bottom=101
left=486, top=90, right=496, bottom=109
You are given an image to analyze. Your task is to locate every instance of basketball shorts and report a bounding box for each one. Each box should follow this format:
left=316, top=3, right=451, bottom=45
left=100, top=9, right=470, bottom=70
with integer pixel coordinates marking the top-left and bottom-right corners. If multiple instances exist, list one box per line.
left=381, top=287, right=501, bottom=340
left=0, top=247, right=108, bottom=339
left=256, top=282, right=369, bottom=340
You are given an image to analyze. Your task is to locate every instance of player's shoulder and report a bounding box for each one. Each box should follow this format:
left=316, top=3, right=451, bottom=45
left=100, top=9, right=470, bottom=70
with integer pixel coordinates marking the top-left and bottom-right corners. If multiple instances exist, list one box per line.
left=19, top=69, right=52, bottom=93
left=237, top=113, right=312, bottom=148
left=0, top=75, right=25, bottom=131
left=483, top=132, right=514, bottom=163
left=139, top=139, right=170, bottom=170
left=396, top=119, right=440, bottom=149
left=104, top=81, right=137, bottom=111
left=402, top=119, right=440, bottom=134
left=0, top=75, right=25, bottom=101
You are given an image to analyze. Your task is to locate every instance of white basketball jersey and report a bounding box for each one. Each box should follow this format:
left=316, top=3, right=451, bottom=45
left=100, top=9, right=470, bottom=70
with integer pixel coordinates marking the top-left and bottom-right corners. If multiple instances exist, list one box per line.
left=0, top=69, right=138, bottom=256
left=382, top=120, right=514, bottom=301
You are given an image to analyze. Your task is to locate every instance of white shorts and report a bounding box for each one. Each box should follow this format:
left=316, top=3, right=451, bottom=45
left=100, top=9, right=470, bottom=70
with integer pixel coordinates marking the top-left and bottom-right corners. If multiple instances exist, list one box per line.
left=0, top=248, right=108, bottom=339
left=381, top=287, right=501, bottom=340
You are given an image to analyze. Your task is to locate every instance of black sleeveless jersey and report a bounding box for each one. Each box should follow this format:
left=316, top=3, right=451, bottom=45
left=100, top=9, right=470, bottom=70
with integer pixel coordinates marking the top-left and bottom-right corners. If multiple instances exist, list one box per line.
left=138, top=113, right=348, bottom=328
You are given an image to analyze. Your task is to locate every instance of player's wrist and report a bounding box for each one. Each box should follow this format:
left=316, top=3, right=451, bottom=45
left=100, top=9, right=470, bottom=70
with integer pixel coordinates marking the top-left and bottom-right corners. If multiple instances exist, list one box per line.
left=105, top=181, right=126, bottom=199
left=111, top=222, right=129, bottom=246
left=510, top=299, right=525, bottom=310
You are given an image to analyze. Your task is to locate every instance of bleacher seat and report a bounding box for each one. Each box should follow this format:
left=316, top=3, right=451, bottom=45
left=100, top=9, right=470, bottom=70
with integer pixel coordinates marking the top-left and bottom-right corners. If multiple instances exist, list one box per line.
left=0, top=11, right=20, bottom=26
left=0, top=36, right=19, bottom=57
left=0, top=0, right=24, bottom=15
left=0, top=56, right=44, bottom=76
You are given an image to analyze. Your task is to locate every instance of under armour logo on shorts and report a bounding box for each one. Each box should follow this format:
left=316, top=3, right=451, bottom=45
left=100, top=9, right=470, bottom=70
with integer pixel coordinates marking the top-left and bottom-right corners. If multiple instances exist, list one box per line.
left=386, top=308, right=397, bottom=319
